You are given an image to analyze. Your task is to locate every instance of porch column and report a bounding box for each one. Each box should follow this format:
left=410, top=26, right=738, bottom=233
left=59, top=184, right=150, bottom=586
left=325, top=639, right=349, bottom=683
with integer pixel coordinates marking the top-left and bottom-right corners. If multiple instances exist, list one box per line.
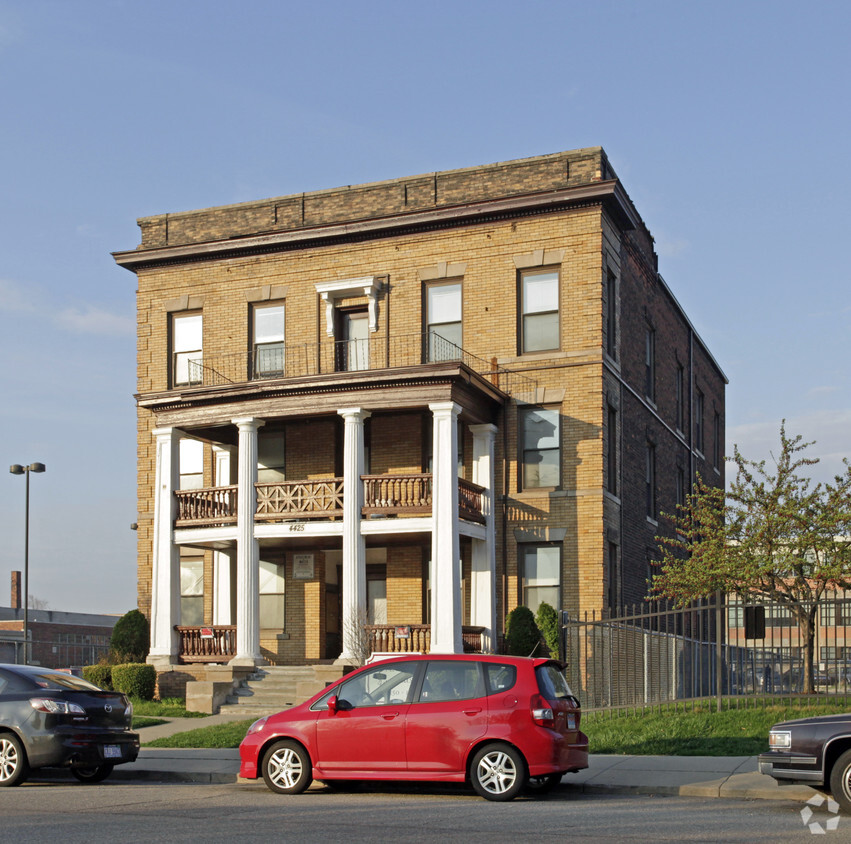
left=213, top=446, right=235, bottom=625
left=337, top=407, right=370, bottom=663
left=470, top=423, right=497, bottom=653
left=230, top=417, right=265, bottom=666
left=148, top=427, right=181, bottom=666
left=429, top=401, right=463, bottom=654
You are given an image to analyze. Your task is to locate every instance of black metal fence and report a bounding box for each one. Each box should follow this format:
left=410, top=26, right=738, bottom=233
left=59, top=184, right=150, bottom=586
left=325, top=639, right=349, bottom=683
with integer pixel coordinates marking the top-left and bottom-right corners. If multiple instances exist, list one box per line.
left=564, top=596, right=851, bottom=712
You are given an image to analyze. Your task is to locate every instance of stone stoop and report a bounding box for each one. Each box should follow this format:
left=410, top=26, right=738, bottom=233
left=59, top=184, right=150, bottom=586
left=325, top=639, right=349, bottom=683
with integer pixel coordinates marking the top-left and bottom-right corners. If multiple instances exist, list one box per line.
left=217, top=665, right=345, bottom=717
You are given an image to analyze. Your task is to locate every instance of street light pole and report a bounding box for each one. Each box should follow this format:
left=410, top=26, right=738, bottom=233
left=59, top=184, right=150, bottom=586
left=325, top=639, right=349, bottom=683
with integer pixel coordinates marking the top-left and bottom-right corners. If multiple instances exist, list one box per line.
left=9, top=462, right=46, bottom=664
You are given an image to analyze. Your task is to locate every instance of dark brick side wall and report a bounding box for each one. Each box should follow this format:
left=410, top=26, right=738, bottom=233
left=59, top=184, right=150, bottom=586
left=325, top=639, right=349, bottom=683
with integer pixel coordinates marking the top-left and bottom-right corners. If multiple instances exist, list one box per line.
left=617, top=232, right=725, bottom=607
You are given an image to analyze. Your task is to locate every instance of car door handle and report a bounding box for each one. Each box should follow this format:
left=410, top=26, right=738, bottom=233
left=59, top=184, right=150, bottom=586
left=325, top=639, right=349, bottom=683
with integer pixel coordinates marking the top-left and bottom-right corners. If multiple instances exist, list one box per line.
left=381, top=712, right=400, bottom=720
left=463, top=708, right=482, bottom=716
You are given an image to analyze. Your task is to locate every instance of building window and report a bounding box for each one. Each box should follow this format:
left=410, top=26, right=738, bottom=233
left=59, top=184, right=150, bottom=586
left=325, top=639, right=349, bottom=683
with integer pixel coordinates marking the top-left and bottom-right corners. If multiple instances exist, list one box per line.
left=171, top=312, right=202, bottom=387
left=520, top=407, right=560, bottom=489
left=676, top=364, right=685, bottom=433
left=426, top=281, right=462, bottom=361
left=606, top=405, right=618, bottom=496
left=645, top=328, right=655, bottom=402
left=520, top=269, right=559, bottom=353
left=821, top=598, right=851, bottom=627
left=695, top=389, right=705, bottom=454
left=180, top=549, right=204, bottom=625
left=252, top=303, right=285, bottom=378
left=676, top=464, right=689, bottom=512
left=179, top=439, right=204, bottom=490
left=258, top=430, right=286, bottom=483
left=521, top=544, right=561, bottom=614
left=605, top=269, right=617, bottom=360
left=259, top=559, right=285, bottom=629
left=713, top=411, right=721, bottom=470
left=646, top=442, right=656, bottom=520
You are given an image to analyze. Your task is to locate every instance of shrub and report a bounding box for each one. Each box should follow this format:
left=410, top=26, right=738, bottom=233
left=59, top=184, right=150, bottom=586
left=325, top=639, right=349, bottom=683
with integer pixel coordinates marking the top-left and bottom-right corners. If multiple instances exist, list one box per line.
left=111, top=663, right=156, bottom=700
left=505, top=605, right=544, bottom=657
left=536, top=602, right=561, bottom=659
left=110, top=609, right=150, bottom=664
left=82, top=664, right=113, bottom=690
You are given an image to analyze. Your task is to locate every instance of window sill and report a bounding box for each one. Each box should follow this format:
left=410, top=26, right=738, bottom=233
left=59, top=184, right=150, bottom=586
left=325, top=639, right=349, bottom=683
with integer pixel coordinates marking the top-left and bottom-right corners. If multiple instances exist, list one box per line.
left=646, top=516, right=659, bottom=528
left=515, top=488, right=564, bottom=500
left=604, top=490, right=621, bottom=505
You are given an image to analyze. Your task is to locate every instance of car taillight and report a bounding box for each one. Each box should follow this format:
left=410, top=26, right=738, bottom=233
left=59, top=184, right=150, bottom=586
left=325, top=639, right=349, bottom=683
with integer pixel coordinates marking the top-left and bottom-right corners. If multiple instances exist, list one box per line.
left=30, top=698, right=86, bottom=715
left=531, top=694, right=555, bottom=728
left=126, top=699, right=134, bottom=727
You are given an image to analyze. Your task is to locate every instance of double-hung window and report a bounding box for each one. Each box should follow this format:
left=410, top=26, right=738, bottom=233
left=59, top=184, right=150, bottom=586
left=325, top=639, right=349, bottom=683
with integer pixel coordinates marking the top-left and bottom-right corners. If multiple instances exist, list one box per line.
left=172, top=312, right=202, bottom=387
left=646, top=442, right=657, bottom=520
left=520, top=407, right=560, bottom=489
left=259, top=559, right=286, bottom=629
left=253, top=303, right=285, bottom=378
left=645, top=328, right=656, bottom=402
left=521, top=544, right=561, bottom=614
left=520, top=269, right=559, bottom=353
left=695, top=389, right=705, bottom=454
left=179, top=548, right=204, bottom=625
left=426, top=282, right=462, bottom=361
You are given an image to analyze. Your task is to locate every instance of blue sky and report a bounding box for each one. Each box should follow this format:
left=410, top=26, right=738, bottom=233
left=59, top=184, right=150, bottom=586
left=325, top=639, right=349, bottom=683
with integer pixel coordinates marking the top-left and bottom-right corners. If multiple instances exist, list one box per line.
left=1, top=0, right=849, bottom=614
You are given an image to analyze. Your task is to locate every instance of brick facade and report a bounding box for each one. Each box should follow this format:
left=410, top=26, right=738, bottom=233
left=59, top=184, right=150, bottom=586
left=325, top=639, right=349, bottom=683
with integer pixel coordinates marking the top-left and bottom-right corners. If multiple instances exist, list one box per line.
left=115, top=147, right=726, bottom=666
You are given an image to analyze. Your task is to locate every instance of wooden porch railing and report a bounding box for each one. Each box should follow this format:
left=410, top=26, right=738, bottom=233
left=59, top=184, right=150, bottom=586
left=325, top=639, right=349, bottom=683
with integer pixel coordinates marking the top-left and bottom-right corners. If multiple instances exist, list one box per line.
left=175, top=625, right=236, bottom=663
left=255, top=478, right=344, bottom=520
left=175, top=476, right=484, bottom=527
left=366, top=624, right=486, bottom=654
left=362, top=473, right=432, bottom=517
left=458, top=478, right=486, bottom=524
left=175, top=486, right=238, bottom=526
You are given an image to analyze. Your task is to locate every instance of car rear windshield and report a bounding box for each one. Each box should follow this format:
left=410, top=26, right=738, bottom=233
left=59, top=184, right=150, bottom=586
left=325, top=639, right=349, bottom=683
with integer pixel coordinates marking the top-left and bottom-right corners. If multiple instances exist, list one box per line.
left=536, top=663, right=575, bottom=700
left=29, top=672, right=102, bottom=692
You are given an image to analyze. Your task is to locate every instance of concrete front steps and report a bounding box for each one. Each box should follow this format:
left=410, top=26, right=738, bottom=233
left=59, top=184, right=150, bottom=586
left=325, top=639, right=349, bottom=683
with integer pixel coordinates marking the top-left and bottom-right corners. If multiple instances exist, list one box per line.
left=217, top=664, right=345, bottom=717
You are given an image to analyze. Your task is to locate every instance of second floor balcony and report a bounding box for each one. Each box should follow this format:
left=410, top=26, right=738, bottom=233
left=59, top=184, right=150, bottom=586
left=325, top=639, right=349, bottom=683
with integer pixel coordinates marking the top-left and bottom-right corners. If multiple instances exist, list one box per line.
left=174, top=473, right=486, bottom=529
left=173, top=332, right=534, bottom=399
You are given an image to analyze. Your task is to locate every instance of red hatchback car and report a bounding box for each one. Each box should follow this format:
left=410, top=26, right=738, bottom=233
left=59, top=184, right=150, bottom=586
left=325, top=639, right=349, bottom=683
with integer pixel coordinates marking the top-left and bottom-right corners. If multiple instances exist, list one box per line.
left=239, top=654, right=588, bottom=801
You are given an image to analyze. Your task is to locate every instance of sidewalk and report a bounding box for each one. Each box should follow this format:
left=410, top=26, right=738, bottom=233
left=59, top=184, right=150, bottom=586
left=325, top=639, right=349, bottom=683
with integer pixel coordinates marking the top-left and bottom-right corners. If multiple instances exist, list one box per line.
left=34, top=715, right=820, bottom=803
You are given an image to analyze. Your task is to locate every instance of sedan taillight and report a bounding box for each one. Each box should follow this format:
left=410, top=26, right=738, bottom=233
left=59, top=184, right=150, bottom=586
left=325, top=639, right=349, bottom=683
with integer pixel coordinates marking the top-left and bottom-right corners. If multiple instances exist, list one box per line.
left=530, top=694, right=555, bottom=728
left=30, top=698, right=86, bottom=716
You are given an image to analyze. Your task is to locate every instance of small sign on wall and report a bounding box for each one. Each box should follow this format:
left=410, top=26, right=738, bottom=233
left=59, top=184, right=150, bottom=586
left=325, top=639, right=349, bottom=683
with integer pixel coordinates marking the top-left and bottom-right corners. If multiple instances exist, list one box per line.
left=293, top=553, right=315, bottom=580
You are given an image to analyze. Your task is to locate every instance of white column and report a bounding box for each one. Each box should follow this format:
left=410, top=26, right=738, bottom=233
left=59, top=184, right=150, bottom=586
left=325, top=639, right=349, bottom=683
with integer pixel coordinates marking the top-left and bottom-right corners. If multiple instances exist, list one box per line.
left=230, top=417, right=264, bottom=666
left=148, top=427, right=181, bottom=665
left=429, top=401, right=463, bottom=654
left=470, top=423, right=497, bottom=653
left=213, top=446, right=234, bottom=625
left=337, top=407, right=370, bottom=663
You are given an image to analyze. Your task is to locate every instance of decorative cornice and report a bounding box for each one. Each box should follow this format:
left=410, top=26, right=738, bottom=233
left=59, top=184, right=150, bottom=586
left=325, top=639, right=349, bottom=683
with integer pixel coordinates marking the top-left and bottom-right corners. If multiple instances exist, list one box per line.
left=113, top=181, right=640, bottom=272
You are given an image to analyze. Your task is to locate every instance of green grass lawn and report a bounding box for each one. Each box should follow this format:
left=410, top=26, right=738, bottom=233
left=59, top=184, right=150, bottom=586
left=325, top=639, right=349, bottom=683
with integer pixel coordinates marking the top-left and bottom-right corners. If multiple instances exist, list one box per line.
left=140, top=698, right=851, bottom=754
left=585, top=700, right=851, bottom=756
left=144, top=719, right=255, bottom=748
left=130, top=697, right=209, bottom=718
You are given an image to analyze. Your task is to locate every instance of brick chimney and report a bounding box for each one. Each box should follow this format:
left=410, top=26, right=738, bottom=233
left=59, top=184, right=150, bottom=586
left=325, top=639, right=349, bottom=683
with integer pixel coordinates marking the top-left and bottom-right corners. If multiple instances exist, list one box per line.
left=11, top=571, right=22, bottom=610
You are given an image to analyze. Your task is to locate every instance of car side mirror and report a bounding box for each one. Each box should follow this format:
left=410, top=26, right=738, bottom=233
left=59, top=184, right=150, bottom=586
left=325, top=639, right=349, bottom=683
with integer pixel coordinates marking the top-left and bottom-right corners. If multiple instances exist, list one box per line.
left=327, top=695, right=338, bottom=714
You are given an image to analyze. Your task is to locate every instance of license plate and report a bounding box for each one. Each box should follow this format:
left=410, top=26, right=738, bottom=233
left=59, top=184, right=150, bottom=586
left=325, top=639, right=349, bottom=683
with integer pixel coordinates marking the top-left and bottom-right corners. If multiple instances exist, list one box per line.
left=104, top=745, right=122, bottom=759
left=567, top=714, right=576, bottom=730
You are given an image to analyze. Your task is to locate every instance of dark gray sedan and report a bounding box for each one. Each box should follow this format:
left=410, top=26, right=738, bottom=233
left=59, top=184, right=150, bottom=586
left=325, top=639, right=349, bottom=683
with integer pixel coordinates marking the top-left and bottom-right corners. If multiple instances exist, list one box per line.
left=759, top=713, right=851, bottom=811
left=0, top=663, right=139, bottom=786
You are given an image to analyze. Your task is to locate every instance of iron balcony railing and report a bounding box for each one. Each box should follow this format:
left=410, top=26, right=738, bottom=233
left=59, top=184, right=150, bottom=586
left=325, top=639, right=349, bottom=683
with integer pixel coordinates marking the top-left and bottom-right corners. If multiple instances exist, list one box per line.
left=178, top=331, right=536, bottom=398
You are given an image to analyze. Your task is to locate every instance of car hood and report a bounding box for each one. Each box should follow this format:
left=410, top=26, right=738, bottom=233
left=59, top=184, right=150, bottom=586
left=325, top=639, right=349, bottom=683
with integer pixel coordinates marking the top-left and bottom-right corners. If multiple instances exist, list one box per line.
left=773, top=712, right=851, bottom=730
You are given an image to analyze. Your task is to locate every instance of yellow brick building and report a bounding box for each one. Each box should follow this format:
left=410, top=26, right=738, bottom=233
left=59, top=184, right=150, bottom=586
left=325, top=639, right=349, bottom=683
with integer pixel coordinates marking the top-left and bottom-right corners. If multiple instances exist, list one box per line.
left=113, top=147, right=726, bottom=672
